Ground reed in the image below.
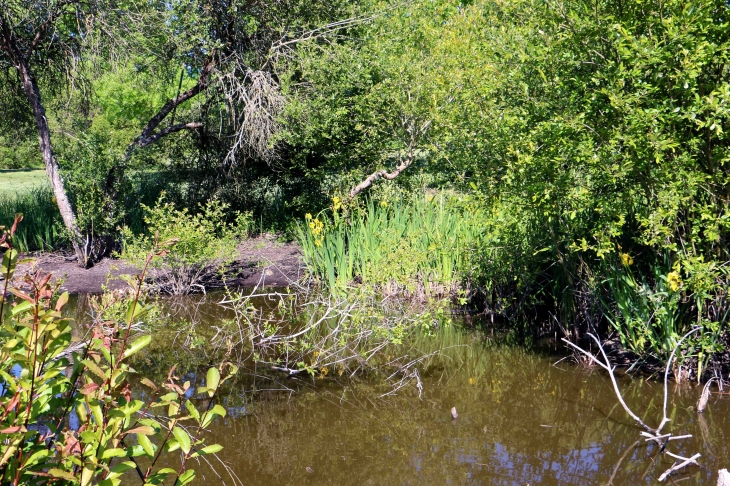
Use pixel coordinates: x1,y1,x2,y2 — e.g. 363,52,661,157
297,194,485,296
0,186,63,251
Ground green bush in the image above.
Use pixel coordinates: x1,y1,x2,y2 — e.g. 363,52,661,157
121,195,246,294
0,136,42,170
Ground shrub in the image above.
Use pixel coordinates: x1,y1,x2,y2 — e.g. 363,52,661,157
0,216,235,485
121,195,245,294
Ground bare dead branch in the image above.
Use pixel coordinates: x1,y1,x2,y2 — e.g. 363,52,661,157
216,64,285,164
662,328,701,426
562,332,702,482
657,454,701,482
562,334,654,433
349,118,432,198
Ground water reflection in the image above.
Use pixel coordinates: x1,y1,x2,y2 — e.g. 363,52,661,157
67,293,730,485
191,334,725,485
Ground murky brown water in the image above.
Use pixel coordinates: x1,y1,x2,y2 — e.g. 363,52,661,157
71,293,730,485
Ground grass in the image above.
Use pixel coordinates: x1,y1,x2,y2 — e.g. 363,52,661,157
0,186,63,252
0,169,48,195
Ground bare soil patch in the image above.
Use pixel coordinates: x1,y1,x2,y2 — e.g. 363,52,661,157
8,235,304,294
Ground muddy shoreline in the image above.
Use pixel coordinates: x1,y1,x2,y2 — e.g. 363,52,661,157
9,236,304,294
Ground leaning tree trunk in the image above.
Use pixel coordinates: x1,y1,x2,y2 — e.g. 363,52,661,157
17,59,88,266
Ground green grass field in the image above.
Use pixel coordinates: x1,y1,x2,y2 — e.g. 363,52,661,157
0,169,48,195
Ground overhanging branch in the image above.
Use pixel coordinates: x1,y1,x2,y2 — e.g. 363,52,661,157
349,118,431,198
124,56,215,158
136,122,203,149
349,158,414,198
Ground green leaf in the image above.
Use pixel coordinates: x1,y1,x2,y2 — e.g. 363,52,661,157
1,248,18,279
206,367,220,396
109,461,137,474
172,426,191,454
101,448,127,459
23,449,51,468
185,400,200,421
165,439,180,452
82,360,108,381
125,301,149,325
146,470,175,485
137,433,156,457
201,404,226,428
48,468,77,481
198,444,223,455
10,300,33,316
98,479,121,486
175,469,196,485
123,334,151,359
210,404,226,418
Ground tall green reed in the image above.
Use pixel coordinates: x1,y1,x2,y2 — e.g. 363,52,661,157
0,186,62,251
297,194,485,295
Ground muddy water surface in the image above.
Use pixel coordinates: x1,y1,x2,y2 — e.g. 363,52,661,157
72,293,730,485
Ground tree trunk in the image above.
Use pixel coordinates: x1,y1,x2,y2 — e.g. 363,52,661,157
17,59,88,266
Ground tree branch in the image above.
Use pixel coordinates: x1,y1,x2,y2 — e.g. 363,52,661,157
124,56,216,158
562,331,702,482
349,158,414,198
562,333,654,433
349,118,431,198
135,122,203,149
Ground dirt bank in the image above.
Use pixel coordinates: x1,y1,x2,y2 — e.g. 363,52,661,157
9,236,304,294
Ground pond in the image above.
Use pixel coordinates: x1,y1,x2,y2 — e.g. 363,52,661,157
69,292,730,485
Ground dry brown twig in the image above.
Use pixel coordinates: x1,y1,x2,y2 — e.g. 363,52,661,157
562,329,702,482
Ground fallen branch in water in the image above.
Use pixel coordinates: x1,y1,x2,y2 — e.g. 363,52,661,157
562,330,701,482
697,377,716,413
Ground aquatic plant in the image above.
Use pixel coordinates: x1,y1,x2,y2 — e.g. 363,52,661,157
599,252,727,376
296,193,485,296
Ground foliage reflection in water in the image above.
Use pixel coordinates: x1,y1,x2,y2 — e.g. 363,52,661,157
68,292,730,485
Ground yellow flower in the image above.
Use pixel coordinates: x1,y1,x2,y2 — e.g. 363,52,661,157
667,271,682,292
380,200,388,208
332,196,342,211
314,239,322,247
468,377,476,385
620,253,633,266
309,222,315,229
305,213,312,220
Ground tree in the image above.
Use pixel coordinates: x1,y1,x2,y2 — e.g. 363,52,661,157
0,0,93,264
0,0,350,265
